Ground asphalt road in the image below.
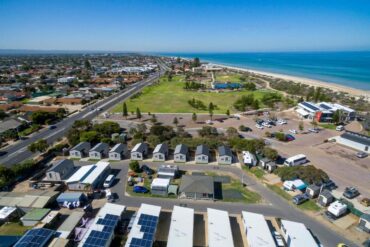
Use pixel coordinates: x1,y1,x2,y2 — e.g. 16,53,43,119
0,70,165,167
74,160,357,247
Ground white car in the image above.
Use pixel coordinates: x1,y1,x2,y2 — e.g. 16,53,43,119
289,129,297,134
336,125,344,131
206,120,213,124
277,119,287,125
262,122,272,128
273,231,285,247
255,124,264,129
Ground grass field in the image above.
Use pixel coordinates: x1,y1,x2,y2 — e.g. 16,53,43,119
215,72,246,83
113,76,270,114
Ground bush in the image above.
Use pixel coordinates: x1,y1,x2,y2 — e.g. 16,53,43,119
129,160,140,173
274,165,329,184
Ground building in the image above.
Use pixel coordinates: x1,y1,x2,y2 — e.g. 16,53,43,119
56,211,85,239
0,207,19,223
306,184,320,199
242,151,257,167
109,143,127,160
167,206,194,247
56,192,87,207
179,175,214,200
69,142,91,159
0,191,59,208
241,211,276,247
151,178,170,196
195,145,210,164
45,159,75,181
152,143,169,162
332,131,370,153
0,119,23,136
317,190,334,207
280,220,319,247
79,203,126,247
207,208,234,247
217,145,233,165
358,213,370,233
58,76,76,84
174,144,188,163
157,165,179,179
131,142,148,160
296,101,356,122
125,203,161,247
20,208,51,226
89,143,109,159
14,228,55,247
65,162,110,190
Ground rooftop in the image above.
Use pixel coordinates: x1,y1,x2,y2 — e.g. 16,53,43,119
281,220,318,247
207,208,234,247
167,206,194,247
242,211,276,247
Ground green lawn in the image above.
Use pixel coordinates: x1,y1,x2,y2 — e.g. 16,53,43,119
319,123,337,130
112,76,270,114
222,179,261,204
215,73,246,83
0,222,32,236
242,166,266,179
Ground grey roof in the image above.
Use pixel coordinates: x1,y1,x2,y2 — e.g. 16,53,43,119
218,145,232,157
47,159,74,173
174,144,188,155
307,184,320,191
110,143,125,153
153,143,168,154
71,142,90,152
57,211,85,232
131,142,148,153
179,175,214,194
0,119,22,133
341,131,370,146
360,213,370,222
57,192,85,202
319,190,333,198
195,145,209,156
90,142,109,152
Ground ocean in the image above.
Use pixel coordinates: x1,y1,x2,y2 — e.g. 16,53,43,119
159,52,370,91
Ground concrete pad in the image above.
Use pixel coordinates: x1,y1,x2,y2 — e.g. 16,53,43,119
333,214,357,230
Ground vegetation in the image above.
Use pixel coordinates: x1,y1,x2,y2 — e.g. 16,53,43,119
31,109,66,125
129,160,140,173
0,222,32,236
274,165,329,184
28,139,48,153
0,160,38,188
233,94,260,111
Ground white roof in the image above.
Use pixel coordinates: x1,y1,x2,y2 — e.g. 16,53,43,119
328,201,347,215
65,165,95,183
82,161,110,184
0,206,17,219
241,211,276,247
167,206,194,247
65,161,109,184
242,151,256,164
281,220,318,247
125,204,161,247
296,108,309,116
151,178,170,188
207,208,234,247
285,154,306,162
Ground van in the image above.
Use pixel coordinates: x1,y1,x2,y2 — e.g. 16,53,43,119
103,174,115,188
336,125,344,131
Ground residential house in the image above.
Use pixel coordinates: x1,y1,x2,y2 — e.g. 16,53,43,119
179,175,214,200
130,142,148,160
45,159,75,181
358,213,370,233
195,145,210,164
109,143,127,160
0,119,23,136
69,142,91,159
89,143,109,159
152,143,169,162
217,145,233,165
174,144,188,163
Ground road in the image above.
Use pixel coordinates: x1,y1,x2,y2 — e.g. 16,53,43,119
75,160,357,247
0,69,165,167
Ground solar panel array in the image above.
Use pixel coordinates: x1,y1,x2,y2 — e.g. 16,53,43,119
301,102,320,111
82,214,119,247
14,228,55,247
319,103,332,110
129,214,159,247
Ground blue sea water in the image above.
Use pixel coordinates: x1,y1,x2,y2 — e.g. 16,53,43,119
159,52,370,90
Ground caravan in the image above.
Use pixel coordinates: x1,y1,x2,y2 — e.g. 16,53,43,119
242,151,257,167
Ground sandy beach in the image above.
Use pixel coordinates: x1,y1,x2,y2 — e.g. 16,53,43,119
212,63,370,99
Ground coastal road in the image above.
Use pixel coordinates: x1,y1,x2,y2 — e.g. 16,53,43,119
0,70,165,167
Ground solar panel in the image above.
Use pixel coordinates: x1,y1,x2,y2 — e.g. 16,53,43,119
128,214,159,247
14,228,55,247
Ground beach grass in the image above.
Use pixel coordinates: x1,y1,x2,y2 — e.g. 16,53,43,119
112,75,270,114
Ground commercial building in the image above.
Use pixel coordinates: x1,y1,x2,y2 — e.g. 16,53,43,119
179,175,214,200
151,178,170,196
296,101,356,122
174,144,188,163
125,203,161,247
241,211,276,247
70,142,91,159
65,162,110,190
89,143,109,159
332,131,370,153
45,159,75,181
207,208,234,247
280,220,319,247
167,206,194,247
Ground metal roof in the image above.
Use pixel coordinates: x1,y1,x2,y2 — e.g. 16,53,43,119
167,206,194,247
195,145,209,156
57,211,85,238
281,220,318,247
153,143,168,154
71,142,90,152
241,211,276,247
131,142,148,153
0,119,22,134
90,142,109,152
179,175,214,194
174,144,188,155
341,131,370,146
218,145,232,157
47,159,74,173
14,228,55,247
207,208,234,247
110,143,125,153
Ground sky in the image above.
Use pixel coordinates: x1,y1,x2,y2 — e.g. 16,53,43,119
0,0,370,52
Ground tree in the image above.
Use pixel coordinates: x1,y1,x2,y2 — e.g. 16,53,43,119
226,127,238,138
129,160,141,172
84,59,92,70
332,110,341,124
298,121,304,131
173,117,179,126
28,139,48,153
208,102,214,120
80,131,100,143
122,102,128,118
192,112,197,123
136,107,142,119
198,126,218,137
0,110,8,120
147,135,161,148
262,147,279,161
226,109,230,117
137,123,147,133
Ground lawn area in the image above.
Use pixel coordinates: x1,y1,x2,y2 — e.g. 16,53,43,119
242,166,266,179
222,179,261,204
112,75,270,114
0,222,32,236
215,72,246,83
319,123,337,130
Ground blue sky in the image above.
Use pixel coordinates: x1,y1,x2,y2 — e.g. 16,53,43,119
0,0,370,52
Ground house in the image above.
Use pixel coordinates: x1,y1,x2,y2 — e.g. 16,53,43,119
0,119,23,136
130,142,148,160
195,145,210,164
242,151,257,167
109,143,127,160
306,184,321,199
174,144,188,162
241,211,276,247
179,175,214,200
167,206,194,247
45,159,75,181
259,157,271,169
56,192,87,207
89,142,109,159
317,190,334,207
207,208,234,247
157,165,179,179
14,228,55,247
0,191,59,208
217,145,233,165
151,178,170,196
65,161,110,190
332,131,370,153
152,143,169,162
358,213,370,233
0,207,20,223
69,142,91,158
125,204,161,247
20,208,51,226
280,220,319,247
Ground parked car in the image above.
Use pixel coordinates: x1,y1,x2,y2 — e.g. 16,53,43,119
308,128,319,133
289,129,297,134
103,174,116,188
356,151,368,158
360,198,370,207
141,165,154,175
133,186,148,193
255,124,264,129
49,125,57,130
319,180,337,190
343,187,360,199
277,119,287,125
285,134,295,141
292,194,309,205
273,231,285,247
336,125,344,131
262,122,272,128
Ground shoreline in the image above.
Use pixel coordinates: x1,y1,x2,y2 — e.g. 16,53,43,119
211,63,370,99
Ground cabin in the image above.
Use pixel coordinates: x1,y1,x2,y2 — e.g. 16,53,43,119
152,143,169,162
157,165,179,179
45,159,75,181
217,145,233,165
195,145,210,164
358,213,370,233
130,142,148,160
317,190,334,207
174,144,188,162
179,175,214,200
151,178,170,196
89,143,109,159
109,143,127,160
306,184,320,199
69,142,91,158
